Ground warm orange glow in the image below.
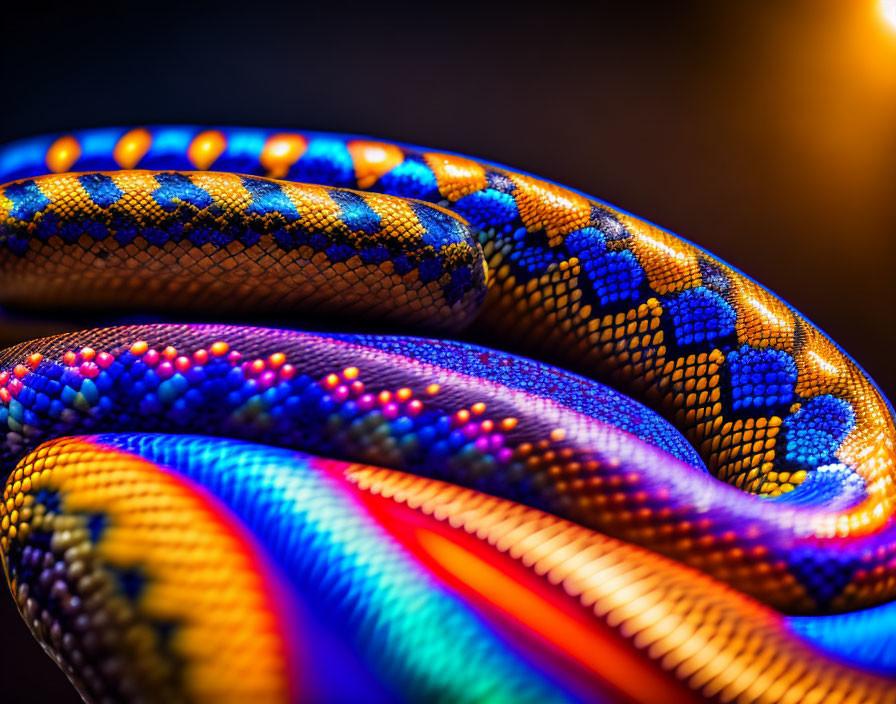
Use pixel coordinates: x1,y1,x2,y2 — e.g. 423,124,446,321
45,135,81,173
883,0,896,30
260,134,307,179
187,130,227,170
347,140,404,189
113,128,153,169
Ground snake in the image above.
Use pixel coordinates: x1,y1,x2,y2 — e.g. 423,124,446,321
0,126,894,704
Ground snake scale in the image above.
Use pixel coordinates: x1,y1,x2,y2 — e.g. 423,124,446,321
0,126,894,703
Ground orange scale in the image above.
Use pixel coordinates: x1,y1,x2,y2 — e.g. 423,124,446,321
423,153,487,202
728,277,795,352
508,174,591,239
113,128,153,169
259,133,307,179
347,140,405,189
45,135,81,173
625,222,700,295
187,130,228,170
209,341,230,357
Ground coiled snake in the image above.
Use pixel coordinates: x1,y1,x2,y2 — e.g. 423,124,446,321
0,127,894,703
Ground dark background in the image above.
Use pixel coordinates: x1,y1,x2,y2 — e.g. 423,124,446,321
1,1,894,700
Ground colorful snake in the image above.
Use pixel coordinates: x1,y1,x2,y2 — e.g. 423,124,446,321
0,126,894,703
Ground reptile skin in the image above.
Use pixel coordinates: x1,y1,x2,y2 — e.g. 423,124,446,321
0,126,894,703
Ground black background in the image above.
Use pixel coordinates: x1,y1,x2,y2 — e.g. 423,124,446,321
1,1,894,700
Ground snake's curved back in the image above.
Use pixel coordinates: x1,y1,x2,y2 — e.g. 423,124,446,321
0,126,894,703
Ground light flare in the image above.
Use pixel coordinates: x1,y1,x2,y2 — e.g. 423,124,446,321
883,0,896,31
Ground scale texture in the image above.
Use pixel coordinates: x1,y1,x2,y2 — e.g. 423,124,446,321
0,126,894,703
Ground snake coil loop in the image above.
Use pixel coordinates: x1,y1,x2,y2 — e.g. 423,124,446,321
0,126,894,703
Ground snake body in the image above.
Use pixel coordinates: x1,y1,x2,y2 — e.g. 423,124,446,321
0,126,894,702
